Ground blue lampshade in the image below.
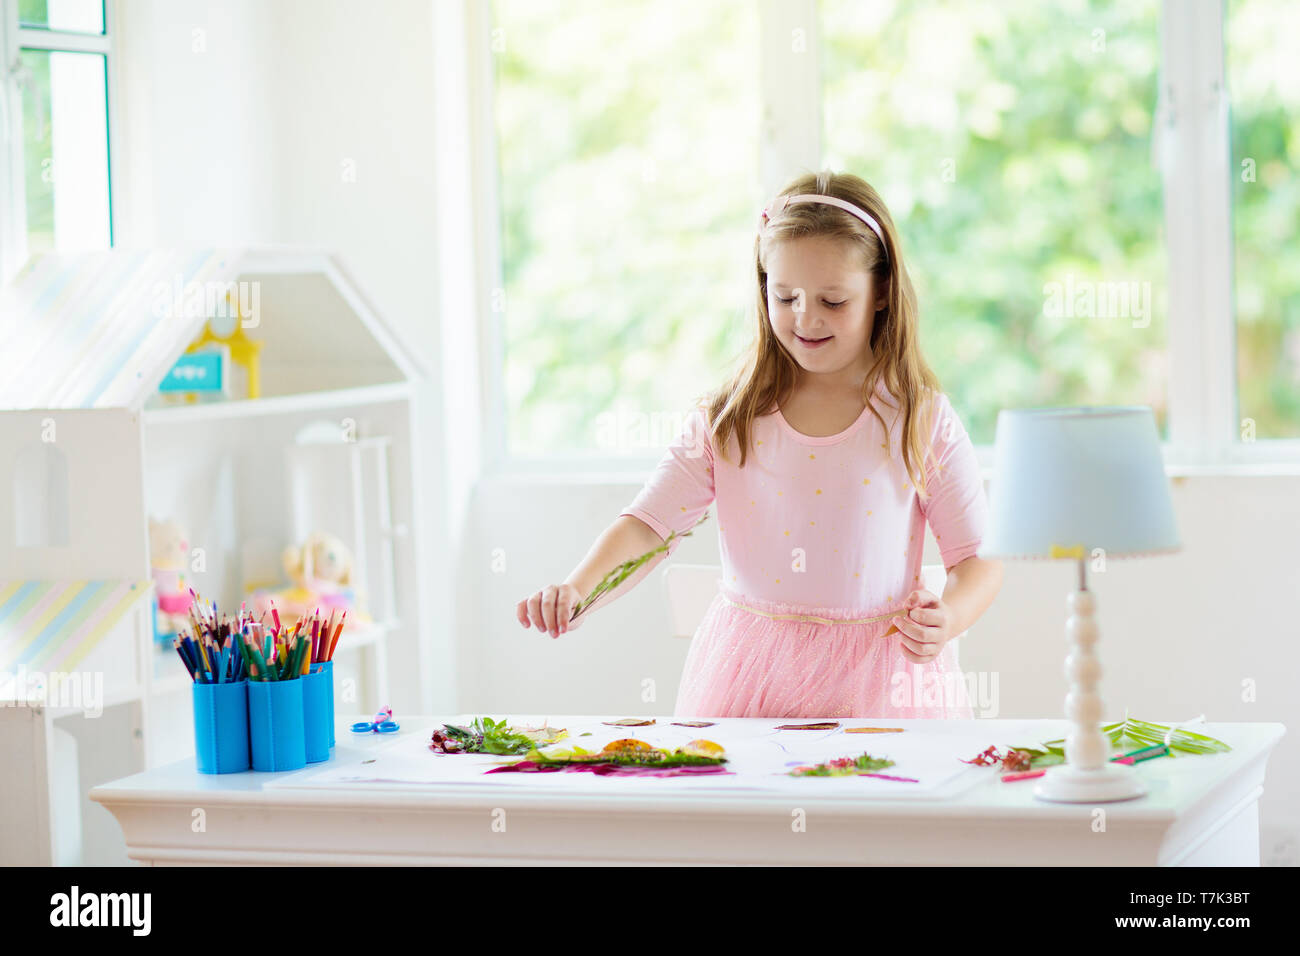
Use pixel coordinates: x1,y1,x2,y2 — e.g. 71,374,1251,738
978,406,1180,560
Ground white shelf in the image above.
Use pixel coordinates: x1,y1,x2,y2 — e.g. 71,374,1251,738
142,381,410,426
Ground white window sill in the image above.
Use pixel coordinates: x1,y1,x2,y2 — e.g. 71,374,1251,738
482,458,1300,485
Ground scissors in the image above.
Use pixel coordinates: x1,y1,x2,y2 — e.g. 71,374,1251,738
351,706,399,734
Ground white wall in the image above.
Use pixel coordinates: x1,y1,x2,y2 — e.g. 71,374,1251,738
114,0,275,246
115,0,451,712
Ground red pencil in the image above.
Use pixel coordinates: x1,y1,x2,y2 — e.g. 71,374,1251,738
320,610,337,662
1001,769,1047,782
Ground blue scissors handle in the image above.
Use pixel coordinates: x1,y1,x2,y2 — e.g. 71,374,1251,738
350,720,400,734
351,706,399,734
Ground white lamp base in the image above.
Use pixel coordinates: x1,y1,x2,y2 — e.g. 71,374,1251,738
1033,762,1147,803
1033,585,1149,804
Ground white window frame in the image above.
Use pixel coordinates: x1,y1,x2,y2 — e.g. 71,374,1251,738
0,1,24,281
0,0,117,283
450,0,1300,479
1160,0,1285,474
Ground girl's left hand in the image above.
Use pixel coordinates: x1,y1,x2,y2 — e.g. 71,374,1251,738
890,589,955,664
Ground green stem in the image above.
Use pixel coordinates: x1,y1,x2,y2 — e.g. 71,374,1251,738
570,512,710,622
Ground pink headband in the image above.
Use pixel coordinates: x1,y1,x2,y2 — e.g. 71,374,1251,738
759,193,890,260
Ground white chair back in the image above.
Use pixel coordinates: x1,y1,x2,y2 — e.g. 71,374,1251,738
661,564,724,639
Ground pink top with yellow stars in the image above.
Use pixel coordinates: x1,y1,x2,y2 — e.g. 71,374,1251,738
620,378,988,613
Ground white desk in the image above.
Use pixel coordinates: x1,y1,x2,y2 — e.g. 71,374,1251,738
90,717,1285,866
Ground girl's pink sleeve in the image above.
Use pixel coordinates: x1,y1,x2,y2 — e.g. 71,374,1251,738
919,392,989,570
619,405,716,549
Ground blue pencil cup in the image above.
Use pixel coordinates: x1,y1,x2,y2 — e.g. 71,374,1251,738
319,659,335,747
247,679,307,772
192,680,250,774
302,664,332,763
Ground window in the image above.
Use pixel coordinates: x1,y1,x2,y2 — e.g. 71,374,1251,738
489,0,760,460
0,0,112,282
471,1,1297,467
1228,0,1300,440
822,0,1167,445
19,0,104,33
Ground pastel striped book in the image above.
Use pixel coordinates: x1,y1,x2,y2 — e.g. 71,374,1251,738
0,580,150,673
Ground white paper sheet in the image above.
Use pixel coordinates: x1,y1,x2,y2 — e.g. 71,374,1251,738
269,717,1040,800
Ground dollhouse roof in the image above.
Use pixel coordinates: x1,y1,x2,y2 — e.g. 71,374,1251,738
0,247,426,411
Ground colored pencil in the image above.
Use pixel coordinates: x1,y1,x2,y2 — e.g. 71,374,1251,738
1001,769,1047,782
327,611,346,660
1112,744,1169,765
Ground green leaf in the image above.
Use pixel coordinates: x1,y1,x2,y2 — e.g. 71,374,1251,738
1013,718,1230,761
1029,753,1065,768
789,752,896,777
570,513,710,621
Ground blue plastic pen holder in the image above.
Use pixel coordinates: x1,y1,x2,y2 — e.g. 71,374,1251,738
319,659,335,747
192,680,250,774
302,664,332,763
247,679,307,772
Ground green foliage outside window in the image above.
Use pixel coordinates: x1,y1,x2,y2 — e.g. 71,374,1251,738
493,0,1299,452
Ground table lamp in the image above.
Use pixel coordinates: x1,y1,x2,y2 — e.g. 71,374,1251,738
978,406,1180,803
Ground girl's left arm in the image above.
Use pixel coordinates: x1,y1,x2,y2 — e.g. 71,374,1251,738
896,391,1003,653
939,553,1003,637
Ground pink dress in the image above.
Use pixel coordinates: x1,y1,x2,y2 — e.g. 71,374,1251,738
619,379,988,719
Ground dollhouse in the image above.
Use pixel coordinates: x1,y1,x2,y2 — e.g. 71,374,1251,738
0,247,428,864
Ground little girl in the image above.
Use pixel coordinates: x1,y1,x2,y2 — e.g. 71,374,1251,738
517,170,1003,719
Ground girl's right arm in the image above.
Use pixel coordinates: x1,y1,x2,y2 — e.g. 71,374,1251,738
516,514,667,639
518,403,716,639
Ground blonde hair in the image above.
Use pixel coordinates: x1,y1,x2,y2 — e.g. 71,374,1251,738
703,170,942,498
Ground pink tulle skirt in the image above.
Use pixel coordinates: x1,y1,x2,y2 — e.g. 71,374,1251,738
673,586,974,720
